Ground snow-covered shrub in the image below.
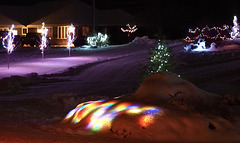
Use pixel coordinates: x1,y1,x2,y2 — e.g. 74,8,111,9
87,32,109,47
132,36,156,45
184,38,206,51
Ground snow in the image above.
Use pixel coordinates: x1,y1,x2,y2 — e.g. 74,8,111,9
0,37,240,142
59,72,240,142
0,56,98,78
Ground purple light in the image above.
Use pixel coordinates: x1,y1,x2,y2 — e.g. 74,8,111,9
40,22,48,62
67,24,75,57
2,24,15,69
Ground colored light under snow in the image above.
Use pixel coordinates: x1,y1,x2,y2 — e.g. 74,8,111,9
64,100,162,131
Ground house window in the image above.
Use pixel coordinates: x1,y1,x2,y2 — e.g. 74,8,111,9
22,28,28,35
82,26,89,36
57,26,68,39
12,30,18,35
104,27,108,34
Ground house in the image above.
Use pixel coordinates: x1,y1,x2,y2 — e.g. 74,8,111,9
0,13,25,37
0,0,135,46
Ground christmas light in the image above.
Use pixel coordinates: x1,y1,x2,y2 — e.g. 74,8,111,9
230,16,240,39
40,22,48,62
147,41,171,74
184,25,231,42
184,38,207,52
121,24,138,37
64,100,161,131
87,33,108,47
67,24,75,57
2,24,15,69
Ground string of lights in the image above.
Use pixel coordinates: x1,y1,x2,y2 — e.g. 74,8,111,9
2,24,15,55
121,24,138,37
2,24,15,69
184,25,232,42
230,16,240,39
67,24,75,57
40,22,48,62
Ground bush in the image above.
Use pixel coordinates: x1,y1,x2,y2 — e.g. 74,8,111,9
87,32,109,47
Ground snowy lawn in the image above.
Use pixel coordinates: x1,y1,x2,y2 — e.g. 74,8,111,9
0,38,240,142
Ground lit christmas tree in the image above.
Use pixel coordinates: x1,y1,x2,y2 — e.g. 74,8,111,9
147,41,172,75
230,16,240,39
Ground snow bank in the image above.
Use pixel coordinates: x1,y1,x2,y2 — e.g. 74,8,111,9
132,36,156,45
110,73,240,142
60,72,240,142
131,72,221,112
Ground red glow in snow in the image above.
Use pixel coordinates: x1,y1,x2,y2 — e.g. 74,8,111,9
64,100,161,131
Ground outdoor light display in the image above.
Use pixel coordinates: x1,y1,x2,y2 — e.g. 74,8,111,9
147,41,171,74
184,38,208,52
87,33,108,47
184,25,231,42
230,16,240,39
121,24,138,37
67,24,75,57
40,22,48,62
64,100,161,131
2,24,15,69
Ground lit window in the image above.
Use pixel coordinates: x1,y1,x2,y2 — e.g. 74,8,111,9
22,28,28,35
82,27,89,36
12,30,18,35
57,26,68,39
104,27,108,34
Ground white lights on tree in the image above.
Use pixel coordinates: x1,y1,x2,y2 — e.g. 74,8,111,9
230,16,240,39
87,33,108,47
67,24,75,57
148,41,171,74
40,22,48,62
121,24,138,37
2,24,15,69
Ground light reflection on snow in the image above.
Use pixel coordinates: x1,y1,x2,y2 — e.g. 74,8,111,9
64,100,161,131
0,56,98,78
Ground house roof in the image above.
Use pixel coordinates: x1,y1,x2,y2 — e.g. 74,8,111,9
0,0,134,26
0,13,24,26
0,1,67,26
30,0,93,26
30,0,134,26
96,9,134,26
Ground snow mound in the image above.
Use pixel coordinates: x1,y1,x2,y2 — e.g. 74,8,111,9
60,72,240,142
131,72,221,113
132,36,156,45
43,94,109,110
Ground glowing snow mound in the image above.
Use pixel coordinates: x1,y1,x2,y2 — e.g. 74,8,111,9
61,73,240,142
63,100,162,132
131,72,220,111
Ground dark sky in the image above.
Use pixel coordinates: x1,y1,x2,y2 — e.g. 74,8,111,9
1,0,240,38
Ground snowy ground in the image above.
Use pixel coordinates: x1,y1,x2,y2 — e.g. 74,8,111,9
0,38,240,142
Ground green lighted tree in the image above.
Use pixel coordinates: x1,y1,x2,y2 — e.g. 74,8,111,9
147,40,173,74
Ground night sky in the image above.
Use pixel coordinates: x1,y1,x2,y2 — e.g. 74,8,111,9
1,0,240,39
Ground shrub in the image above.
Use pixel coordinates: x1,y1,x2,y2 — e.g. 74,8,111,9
87,33,109,47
